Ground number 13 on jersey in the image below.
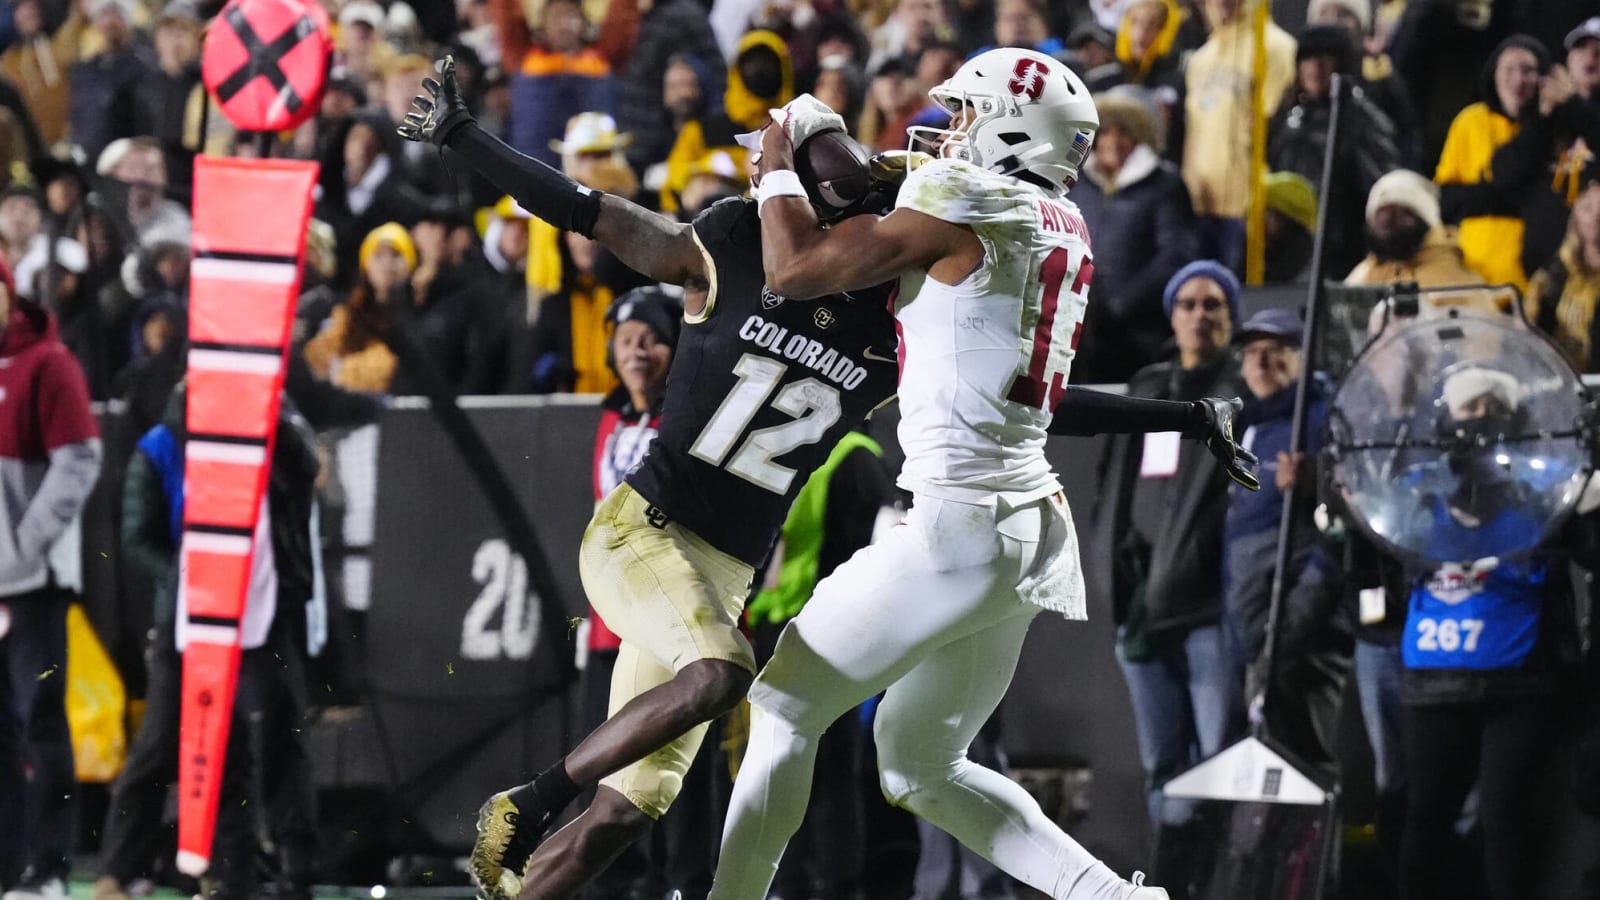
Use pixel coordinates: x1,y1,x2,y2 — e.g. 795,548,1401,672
1007,245,1092,411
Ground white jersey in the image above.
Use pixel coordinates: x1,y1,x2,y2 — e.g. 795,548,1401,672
892,158,1093,504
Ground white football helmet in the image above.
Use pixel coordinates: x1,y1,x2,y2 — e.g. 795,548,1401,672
908,47,1099,193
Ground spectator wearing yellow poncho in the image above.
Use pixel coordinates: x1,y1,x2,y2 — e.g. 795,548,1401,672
659,29,793,213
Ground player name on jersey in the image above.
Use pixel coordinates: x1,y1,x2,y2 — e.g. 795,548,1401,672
737,313,872,391
1038,198,1090,243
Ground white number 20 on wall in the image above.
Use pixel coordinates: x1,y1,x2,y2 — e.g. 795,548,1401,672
461,538,541,661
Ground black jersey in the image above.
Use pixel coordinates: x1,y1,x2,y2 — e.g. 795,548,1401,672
625,197,899,566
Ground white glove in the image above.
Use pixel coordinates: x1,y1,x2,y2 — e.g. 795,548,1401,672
771,93,847,147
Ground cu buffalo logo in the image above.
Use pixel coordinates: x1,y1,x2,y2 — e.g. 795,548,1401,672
1009,57,1049,102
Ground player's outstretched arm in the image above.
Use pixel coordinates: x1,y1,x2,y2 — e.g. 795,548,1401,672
1050,389,1261,490
398,57,705,288
752,122,974,299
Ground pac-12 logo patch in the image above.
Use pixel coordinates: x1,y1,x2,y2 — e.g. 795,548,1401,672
1009,57,1049,101
761,288,785,309
813,307,836,329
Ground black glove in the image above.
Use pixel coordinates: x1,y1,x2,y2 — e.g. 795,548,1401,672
398,56,474,147
1188,396,1261,491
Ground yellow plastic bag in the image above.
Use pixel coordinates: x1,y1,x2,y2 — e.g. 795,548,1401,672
66,603,127,782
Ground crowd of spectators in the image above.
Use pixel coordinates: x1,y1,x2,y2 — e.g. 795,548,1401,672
2,0,1600,899
0,0,1586,398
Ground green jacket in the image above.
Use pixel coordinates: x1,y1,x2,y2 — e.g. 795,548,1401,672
747,431,883,626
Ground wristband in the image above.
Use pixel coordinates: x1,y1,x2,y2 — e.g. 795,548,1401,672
755,169,807,217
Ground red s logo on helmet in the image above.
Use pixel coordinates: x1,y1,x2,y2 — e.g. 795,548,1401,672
1008,57,1049,102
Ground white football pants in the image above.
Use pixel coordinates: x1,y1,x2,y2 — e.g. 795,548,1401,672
708,495,1130,900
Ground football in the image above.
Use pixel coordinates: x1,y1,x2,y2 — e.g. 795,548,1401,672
795,130,873,217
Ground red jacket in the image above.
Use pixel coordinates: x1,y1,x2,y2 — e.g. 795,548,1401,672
0,297,101,596
588,391,662,650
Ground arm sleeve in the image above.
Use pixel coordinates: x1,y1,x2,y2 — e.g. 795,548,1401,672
285,348,386,430
1439,181,1519,222
1048,386,1205,437
1489,113,1554,188
1435,110,1519,220
445,122,604,237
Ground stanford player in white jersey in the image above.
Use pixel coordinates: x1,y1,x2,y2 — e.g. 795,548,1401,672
708,48,1256,900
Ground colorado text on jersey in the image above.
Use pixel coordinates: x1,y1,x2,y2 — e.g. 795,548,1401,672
737,314,873,390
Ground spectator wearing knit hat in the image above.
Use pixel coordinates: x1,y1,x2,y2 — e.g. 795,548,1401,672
302,223,420,395
1262,171,1317,284
15,235,113,399
1089,258,1249,825
1268,24,1400,280
1346,169,1489,291
1435,35,1552,293
136,1,202,189
1072,88,1198,382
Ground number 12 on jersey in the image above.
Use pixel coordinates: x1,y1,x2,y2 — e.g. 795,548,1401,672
1007,246,1092,411
689,354,843,494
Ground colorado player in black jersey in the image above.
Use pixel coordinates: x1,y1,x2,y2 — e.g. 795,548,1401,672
399,58,1257,900
399,60,900,900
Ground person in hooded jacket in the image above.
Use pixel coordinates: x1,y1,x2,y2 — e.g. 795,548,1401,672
1071,88,1197,383
0,258,101,900
658,29,794,214
391,206,507,396
1489,23,1600,281
1087,0,1188,161
314,110,430,289
1269,24,1400,280
1435,34,1551,293
612,0,726,175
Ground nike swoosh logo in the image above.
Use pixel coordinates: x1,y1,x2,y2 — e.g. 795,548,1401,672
863,347,897,364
